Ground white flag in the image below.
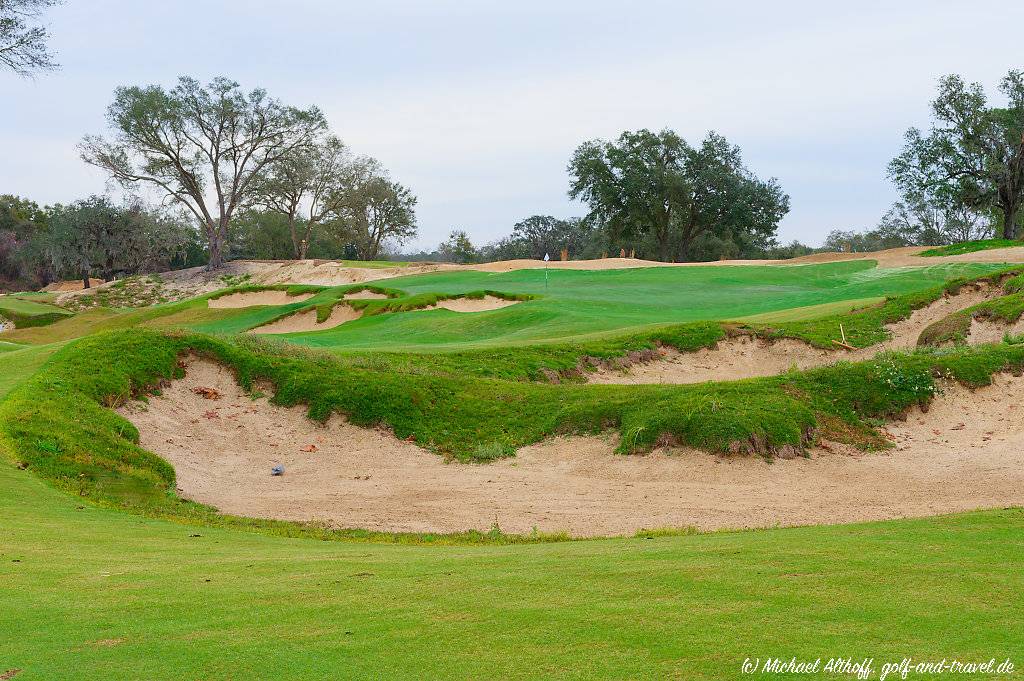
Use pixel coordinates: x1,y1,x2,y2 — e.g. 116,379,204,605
543,253,550,262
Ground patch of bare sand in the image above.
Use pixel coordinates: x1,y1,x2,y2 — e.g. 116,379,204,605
41,278,104,292
471,257,776,272
343,290,388,300
469,246,1024,272
207,291,314,309
429,296,521,312
968,316,1024,344
119,359,1024,537
588,337,832,384
863,282,1000,352
784,245,1024,268
248,260,459,287
249,304,361,334
589,283,1000,385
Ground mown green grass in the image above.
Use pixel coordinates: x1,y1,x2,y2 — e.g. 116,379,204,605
919,238,1022,257
1,458,1021,680
0,294,73,328
0,343,61,399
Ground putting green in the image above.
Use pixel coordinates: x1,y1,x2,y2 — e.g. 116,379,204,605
227,261,1002,350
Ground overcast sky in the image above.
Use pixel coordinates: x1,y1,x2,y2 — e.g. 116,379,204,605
2,0,1023,250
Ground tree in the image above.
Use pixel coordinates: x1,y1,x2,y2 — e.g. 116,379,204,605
568,129,788,261
334,164,417,260
252,134,356,259
0,194,50,288
889,71,1024,240
47,196,194,286
437,230,478,264
80,76,327,269
0,0,60,76
228,209,295,260
877,199,991,246
485,215,599,261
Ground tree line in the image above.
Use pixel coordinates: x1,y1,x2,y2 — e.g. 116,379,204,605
5,0,1023,276
424,69,1024,264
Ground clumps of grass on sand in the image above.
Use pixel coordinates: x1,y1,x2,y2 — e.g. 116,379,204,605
59,275,179,311
344,289,535,316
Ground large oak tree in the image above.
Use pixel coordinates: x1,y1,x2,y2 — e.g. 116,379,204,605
568,129,788,261
334,162,418,261
80,76,326,268
889,71,1024,240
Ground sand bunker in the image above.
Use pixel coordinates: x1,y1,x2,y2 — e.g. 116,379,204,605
588,337,832,384
249,304,361,334
208,291,314,309
119,359,1024,537
590,284,1000,385
343,290,388,300
874,283,999,351
968,316,1024,345
418,296,522,313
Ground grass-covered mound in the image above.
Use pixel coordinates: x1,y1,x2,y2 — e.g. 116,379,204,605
919,238,1022,257
0,294,73,328
2,328,1023,542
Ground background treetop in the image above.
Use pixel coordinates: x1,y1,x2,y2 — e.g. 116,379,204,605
889,70,1024,240
80,76,328,268
0,0,61,76
568,128,789,262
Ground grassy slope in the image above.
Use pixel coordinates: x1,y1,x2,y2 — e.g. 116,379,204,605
0,344,60,400
0,294,72,328
2,460,1021,680
919,239,1021,257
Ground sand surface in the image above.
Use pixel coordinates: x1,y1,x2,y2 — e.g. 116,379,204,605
968,316,1024,345
590,283,1001,384
424,296,522,313
343,291,388,300
41,278,104,292
470,246,1024,272
208,291,314,309
249,304,361,334
588,338,832,384
119,359,1024,537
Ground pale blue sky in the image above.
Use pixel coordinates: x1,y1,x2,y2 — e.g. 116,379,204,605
2,0,1023,250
